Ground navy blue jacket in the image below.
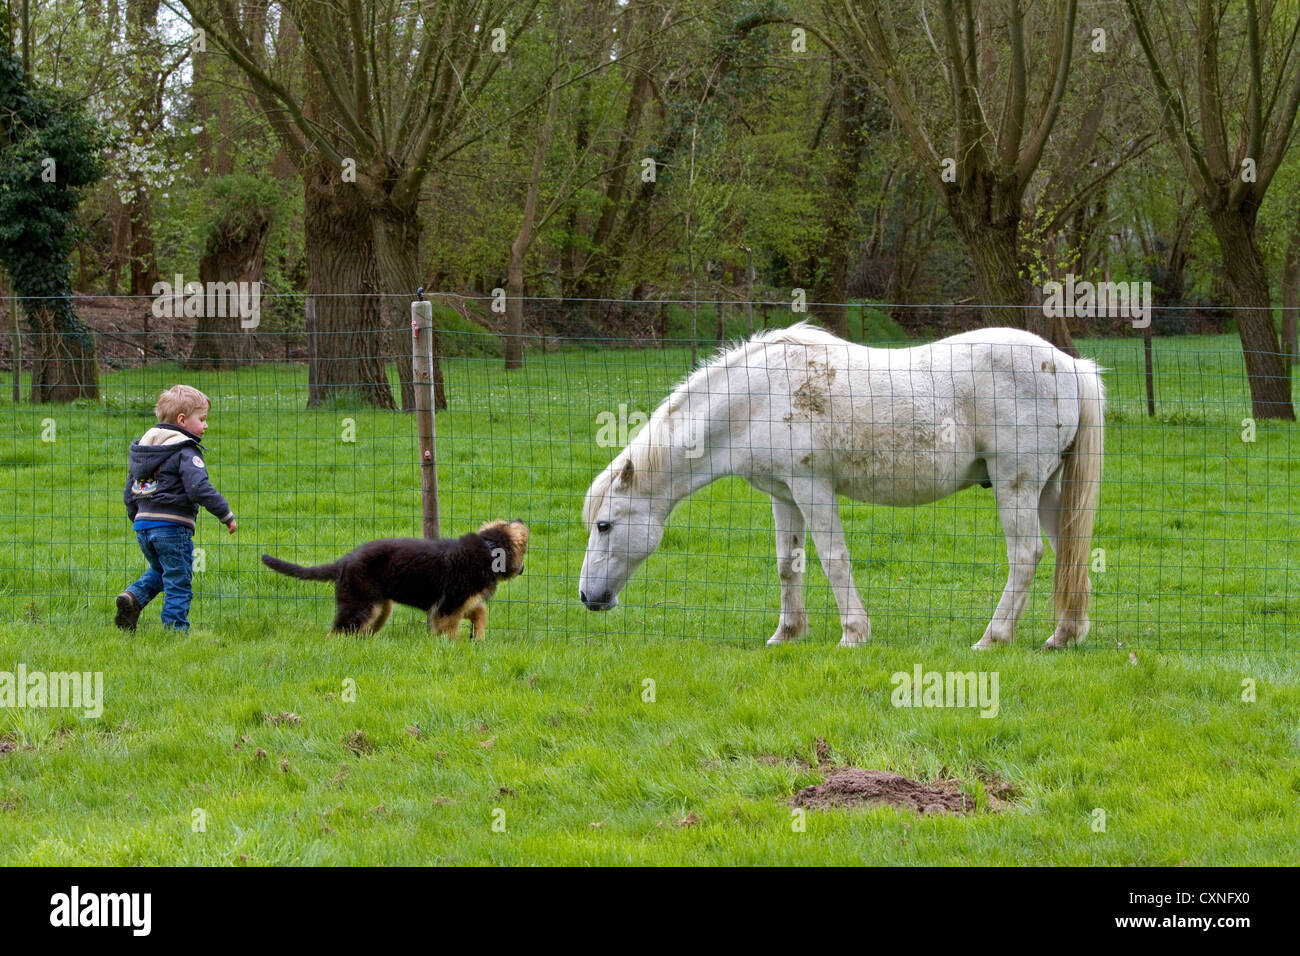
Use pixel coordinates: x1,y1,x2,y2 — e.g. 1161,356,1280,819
124,424,234,529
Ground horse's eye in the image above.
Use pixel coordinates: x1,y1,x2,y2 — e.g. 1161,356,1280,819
597,521,611,534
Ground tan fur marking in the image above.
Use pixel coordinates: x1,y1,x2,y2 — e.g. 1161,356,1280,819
360,602,387,634
504,521,530,559
468,601,487,641
369,600,394,634
431,594,487,640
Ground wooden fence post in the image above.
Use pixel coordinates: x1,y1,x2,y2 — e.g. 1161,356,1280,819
412,293,440,539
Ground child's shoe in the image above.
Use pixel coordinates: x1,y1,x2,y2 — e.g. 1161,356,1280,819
115,592,141,631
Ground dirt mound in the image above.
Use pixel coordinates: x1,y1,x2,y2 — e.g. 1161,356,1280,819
793,769,978,814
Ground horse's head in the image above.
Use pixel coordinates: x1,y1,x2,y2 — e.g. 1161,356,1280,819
579,455,665,611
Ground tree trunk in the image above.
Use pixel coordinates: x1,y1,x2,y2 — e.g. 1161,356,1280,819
1207,208,1294,419
1283,224,1300,366
374,198,443,411
125,0,161,298
127,184,160,296
945,169,1076,353
559,85,589,311
504,70,560,370
958,213,1075,353
28,302,98,403
186,206,271,370
304,159,395,409
505,236,526,369
571,12,655,328
811,73,869,338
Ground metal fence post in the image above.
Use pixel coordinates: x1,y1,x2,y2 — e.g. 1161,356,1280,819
412,291,440,539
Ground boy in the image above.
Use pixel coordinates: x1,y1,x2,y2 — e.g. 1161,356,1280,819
115,385,236,632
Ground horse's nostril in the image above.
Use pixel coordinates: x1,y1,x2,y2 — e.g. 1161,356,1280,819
580,589,588,604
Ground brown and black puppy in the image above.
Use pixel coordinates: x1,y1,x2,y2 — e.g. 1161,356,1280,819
261,520,529,639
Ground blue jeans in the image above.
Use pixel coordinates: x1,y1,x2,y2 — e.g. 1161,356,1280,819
127,525,195,630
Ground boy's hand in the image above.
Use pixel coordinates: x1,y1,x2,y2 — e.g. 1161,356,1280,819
226,519,237,534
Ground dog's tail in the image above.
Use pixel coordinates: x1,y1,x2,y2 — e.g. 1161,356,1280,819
261,553,339,581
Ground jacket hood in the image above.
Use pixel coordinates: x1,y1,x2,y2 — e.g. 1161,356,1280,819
128,425,199,479
137,425,198,447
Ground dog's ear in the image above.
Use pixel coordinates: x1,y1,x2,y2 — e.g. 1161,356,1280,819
504,521,529,556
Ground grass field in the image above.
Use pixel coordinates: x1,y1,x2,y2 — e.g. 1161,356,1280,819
2,329,1298,864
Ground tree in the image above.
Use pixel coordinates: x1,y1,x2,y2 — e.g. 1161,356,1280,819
121,0,164,297
809,67,872,337
561,4,784,326
1126,0,1299,419
0,52,104,401
504,0,565,369
181,0,536,409
186,173,280,369
816,0,1084,350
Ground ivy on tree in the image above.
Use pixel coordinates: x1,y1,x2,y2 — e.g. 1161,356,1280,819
0,51,105,402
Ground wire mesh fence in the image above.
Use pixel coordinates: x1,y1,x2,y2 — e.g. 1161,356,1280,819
0,294,1295,651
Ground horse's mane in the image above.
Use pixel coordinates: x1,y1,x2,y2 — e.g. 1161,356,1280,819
582,321,843,526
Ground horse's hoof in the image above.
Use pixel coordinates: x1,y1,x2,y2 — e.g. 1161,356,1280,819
1044,629,1087,649
768,621,808,646
974,626,1014,650
838,624,871,647
1045,623,1089,649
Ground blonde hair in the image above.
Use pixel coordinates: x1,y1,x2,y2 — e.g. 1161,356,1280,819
155,384,211,423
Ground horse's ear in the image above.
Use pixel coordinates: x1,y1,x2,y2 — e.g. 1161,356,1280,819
615,457,635,489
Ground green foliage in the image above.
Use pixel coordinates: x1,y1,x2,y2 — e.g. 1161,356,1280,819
196,172,287,258
0,53,104,329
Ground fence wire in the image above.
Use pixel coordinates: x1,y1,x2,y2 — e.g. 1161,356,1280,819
0,295,1295,651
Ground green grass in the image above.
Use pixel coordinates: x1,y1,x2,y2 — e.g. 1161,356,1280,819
1,331,1298,863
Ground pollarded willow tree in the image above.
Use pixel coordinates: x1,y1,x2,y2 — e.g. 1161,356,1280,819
0,52,104,402
1125,0,1299,420
815,0,1090,351
186,172,283,370
180,0,536,409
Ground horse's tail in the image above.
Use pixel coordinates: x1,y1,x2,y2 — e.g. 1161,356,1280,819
1053,358,1105,644
261,553,339,581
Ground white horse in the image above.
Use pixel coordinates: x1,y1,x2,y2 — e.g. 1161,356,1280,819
579,322,1104,649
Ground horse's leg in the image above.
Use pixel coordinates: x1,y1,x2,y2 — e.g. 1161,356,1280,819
790,480,871,647
974,475,1046,650
766,496,809,646
1038,469,1062,557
